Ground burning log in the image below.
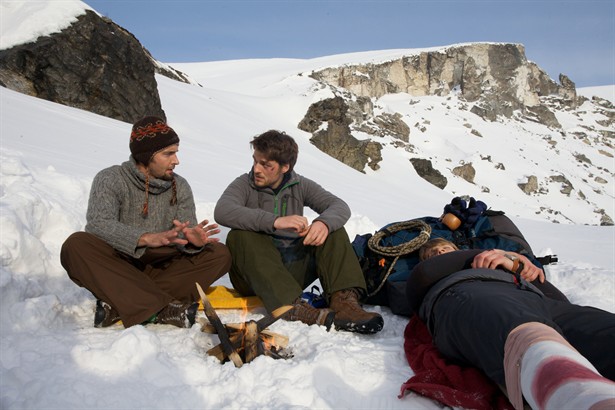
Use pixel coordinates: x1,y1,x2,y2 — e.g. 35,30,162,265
196,282,292,367
204,325,290,363
244,320,259,363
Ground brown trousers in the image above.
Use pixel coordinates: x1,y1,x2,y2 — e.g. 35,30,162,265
60,232,231,327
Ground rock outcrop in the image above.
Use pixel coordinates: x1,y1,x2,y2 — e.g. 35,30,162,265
309,43,576,123
452,163,476,184
0,10,191,123
298,44,582,176
409,158,448,189
298,96,382,172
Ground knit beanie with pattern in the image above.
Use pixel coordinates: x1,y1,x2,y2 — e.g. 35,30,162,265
130,116,180,165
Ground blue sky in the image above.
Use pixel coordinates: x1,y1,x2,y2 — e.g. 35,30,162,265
85,0,614,87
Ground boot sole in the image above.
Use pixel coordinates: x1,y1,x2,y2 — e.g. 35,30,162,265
333,315,384,334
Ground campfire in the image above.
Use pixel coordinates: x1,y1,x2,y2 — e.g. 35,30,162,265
196,283,292,367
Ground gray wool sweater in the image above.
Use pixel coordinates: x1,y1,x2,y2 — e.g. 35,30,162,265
214,169,350,239
85,157,199,258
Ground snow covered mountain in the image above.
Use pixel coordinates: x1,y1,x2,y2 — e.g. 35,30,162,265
2,1,613,226
0,1,613,409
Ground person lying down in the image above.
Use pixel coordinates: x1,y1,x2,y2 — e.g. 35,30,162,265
406,238,615,410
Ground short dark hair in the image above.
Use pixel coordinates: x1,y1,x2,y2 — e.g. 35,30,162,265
250,130,298,171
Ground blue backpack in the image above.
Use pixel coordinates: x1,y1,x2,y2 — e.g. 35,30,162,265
352,197,559,316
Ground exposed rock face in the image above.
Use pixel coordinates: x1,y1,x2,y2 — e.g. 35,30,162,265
297,43,585,179
550,175,574,196
309,43,572,123
409,158,447,189
599,212,614,226
298,97,382,172
525,105,562,128
0,10,189,123
358,112,410,142
293,43,612,226
452,163,476,184
519,175,539,194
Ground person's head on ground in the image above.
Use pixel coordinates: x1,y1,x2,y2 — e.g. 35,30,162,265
250,130,298,189
419,238,459,261
130,116,180,180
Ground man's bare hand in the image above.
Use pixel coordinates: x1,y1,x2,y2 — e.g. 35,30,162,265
302,220,329,246
179,219,221,247
138,221,188,248
471,249,508,270
274,215,310,233
471,249,545,283
138,219,221,248
273,216,329,246
516,253,545,283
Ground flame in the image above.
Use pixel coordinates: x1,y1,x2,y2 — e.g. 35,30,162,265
261,333,274,352
238,299,249,351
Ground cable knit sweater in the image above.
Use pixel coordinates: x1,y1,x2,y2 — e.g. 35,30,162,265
85,157,199,258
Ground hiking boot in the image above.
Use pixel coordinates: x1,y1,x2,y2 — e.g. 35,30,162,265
284,299,335,330
155,300,198,328
329,288,383,334
94,299,121,328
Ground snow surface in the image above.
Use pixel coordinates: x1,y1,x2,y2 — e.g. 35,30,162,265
0,0,93,50
1,1,614,409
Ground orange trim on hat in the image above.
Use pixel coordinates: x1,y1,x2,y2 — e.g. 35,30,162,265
131,122,173,142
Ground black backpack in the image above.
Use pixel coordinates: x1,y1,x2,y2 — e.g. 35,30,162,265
352,197,560,316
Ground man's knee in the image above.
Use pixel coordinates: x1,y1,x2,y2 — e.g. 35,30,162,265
226,230,274,253
204,242,232,272
61,232,100,262
210,241,231,259
227,229,266,243
328,227,350,241
62,231,89,250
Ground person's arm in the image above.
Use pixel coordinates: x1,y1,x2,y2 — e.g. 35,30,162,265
471,249,545,283
295,176,350,246
302,177,350,232
137,223,188,247
86,169,209,256
85,168,151,256
177,219,221,247
406,249,481,314
213,174,277,233
168,175,222,251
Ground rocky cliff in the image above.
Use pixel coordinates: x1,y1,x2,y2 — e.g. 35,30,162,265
310,43,576,119
0,9,193,123
299,44,582,173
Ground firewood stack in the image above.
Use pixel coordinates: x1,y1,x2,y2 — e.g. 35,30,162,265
196,283,292,367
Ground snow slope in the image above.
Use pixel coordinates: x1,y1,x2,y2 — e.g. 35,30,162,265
1,1,613,409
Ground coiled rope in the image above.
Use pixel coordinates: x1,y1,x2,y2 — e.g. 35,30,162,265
366,219,432,297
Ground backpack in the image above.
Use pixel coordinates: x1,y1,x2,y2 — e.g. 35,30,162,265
352,197,558,316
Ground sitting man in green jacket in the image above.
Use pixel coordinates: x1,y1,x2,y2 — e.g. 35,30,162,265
214,130,383,334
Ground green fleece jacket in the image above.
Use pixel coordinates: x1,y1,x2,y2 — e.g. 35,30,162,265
214,169,351,240
85,157,199,258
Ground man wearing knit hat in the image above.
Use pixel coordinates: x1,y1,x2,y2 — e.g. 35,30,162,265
61,116,231,328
